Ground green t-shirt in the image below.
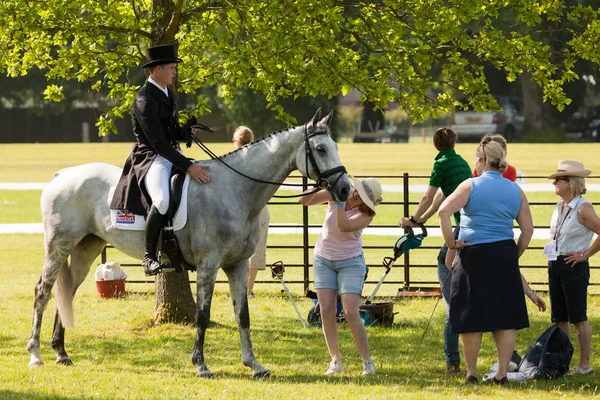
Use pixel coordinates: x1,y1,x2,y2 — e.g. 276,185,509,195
429,148,472,224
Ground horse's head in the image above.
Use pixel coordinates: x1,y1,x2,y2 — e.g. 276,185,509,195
296,109,352,202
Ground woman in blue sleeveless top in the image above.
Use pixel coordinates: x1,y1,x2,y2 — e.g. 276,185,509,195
438,141,545,385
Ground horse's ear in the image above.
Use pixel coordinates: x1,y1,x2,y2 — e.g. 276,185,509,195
323,110,334,126
310,108,322,129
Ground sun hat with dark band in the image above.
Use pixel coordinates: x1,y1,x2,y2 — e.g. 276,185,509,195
547,160,591,179
142,44,183,69
351,176,383,212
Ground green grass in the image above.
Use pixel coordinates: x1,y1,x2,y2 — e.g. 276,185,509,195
2,142,600,181
2,143,600,398
2,234,600,399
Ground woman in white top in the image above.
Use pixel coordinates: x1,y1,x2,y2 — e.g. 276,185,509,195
547,160,600,375
299,177,382,376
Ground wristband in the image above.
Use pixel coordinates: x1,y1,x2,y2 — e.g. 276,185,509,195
335,201,345,208
526,290,533,298
409,216,417,224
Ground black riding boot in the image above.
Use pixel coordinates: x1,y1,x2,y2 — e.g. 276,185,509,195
142,206,174,276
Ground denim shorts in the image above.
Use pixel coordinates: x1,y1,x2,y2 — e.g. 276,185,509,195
313,254,366,295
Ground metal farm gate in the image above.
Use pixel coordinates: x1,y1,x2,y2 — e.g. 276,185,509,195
102,174,600,296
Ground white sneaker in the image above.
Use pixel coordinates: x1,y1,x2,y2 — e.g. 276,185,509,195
324,358,343,375
362,359,376,375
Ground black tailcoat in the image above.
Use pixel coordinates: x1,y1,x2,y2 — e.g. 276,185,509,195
110,82,192,215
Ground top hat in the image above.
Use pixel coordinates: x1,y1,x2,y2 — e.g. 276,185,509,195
547,160,591,179
142,44,183,69
351,176,383,212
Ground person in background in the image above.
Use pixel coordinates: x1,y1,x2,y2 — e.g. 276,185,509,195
546,160,600,376
299,177,382,376
472,134,517,181
399,127,471,376
438,140,545,385
232,126,270,298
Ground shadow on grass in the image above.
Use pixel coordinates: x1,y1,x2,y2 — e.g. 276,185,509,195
0,390,117,400
8,300,598,396
0,390,70,400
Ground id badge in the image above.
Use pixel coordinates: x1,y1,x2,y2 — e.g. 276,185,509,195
544,242,558,261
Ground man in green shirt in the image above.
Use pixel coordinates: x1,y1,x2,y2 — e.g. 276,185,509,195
399,127,471,375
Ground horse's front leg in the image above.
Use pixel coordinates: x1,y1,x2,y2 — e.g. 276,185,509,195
192,264,220,378
223,261,270,378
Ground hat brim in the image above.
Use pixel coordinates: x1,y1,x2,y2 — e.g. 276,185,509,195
547,169,591,179
142,58,183,69
350,176,376,212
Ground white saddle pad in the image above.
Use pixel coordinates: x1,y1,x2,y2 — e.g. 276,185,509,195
110,174,190,231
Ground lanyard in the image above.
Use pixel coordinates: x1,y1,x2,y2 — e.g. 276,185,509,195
553,196,580,247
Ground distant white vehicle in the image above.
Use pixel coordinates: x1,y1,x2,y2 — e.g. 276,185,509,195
452,96,525,141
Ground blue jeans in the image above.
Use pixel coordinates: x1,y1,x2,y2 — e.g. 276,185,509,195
437,227,460,366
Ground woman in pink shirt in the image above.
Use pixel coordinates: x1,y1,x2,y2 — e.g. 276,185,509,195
299,176,382,376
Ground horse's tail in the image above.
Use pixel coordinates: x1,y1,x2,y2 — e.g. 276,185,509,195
53,260,75,329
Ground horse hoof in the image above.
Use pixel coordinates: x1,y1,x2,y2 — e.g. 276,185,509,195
252,369,271,379
196,368,214,379
28,360,44,368
56,357,73,366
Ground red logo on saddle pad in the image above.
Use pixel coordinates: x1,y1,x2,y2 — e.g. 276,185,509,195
116,210,136,224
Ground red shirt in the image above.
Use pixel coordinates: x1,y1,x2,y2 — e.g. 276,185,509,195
473,164,517,182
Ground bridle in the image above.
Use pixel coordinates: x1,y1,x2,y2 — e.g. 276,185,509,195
303,124,347,192
189,123,347,198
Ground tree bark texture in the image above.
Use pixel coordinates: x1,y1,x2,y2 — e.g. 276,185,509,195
520,70,558,134
154,271,196,325
150,0,196,325
361,102,385,133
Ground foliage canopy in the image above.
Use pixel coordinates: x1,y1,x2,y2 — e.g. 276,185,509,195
1,0,599,134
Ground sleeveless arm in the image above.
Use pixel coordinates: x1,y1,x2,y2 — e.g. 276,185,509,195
298,189,331,206
438,179,471,248
578,203,600,260
336,209,373,232
515,188,533,257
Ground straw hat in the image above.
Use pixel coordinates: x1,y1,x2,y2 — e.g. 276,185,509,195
351,176,383,212
547,160,591,179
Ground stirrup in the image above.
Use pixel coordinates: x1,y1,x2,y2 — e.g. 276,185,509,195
143,258,175,277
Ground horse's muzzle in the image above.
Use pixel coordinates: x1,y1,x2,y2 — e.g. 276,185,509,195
330,175,352,202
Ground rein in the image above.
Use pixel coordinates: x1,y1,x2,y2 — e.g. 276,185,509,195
189,124,346,198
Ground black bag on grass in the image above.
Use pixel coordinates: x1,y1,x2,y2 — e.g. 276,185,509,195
518,325,574,380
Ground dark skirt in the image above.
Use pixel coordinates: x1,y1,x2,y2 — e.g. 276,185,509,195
450,240,529,334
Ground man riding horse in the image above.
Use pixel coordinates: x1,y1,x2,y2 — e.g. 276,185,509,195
110,44,210,276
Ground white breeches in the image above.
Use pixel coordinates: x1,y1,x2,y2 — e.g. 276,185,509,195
144,155,173,214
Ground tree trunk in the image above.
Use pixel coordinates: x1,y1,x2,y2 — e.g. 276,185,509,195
361,102,385,133
520,71,545,133
150,0,196,325
520,70,560,135
154,271,196,325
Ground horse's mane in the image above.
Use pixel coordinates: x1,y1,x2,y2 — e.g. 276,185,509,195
219,127,293,159
218,122,329,160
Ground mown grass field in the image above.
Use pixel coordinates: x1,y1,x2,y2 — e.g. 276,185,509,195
1,234,599,399
1,142,600,399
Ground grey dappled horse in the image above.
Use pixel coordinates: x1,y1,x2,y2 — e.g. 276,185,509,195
27,109,351,378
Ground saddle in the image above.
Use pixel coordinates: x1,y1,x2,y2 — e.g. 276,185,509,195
159,169,196,273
